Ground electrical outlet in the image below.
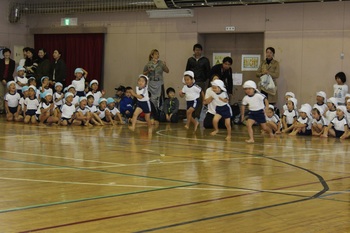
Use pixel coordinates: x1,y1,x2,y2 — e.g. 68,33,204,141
225,26,235,31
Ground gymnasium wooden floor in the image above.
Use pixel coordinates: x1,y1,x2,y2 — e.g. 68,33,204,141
0,116,349,233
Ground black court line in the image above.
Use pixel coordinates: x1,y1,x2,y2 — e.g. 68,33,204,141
135,153,329,232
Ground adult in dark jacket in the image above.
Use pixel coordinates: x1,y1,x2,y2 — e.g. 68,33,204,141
36,48,51,84
209,56,233,95
0,48,16,113
24,48,38,78
51,49,67,86
185,43,211,91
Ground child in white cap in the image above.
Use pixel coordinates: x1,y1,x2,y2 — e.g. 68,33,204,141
209,79,232,140
129,75,152,131
313,91,327,115
106,97,124,125
282,91,295,115
75,96,93,126
281,97,298,133
87,79,105,106
289,103,312,136
67,85,79,107
321,105,349,139
39,76,53,97
324,97,337,123
14,66,27,96
265,104,281,134
85,93,104,126
4,81,22,122
179,71,203,131
23,85,39,124
37,91,59,125
311,107,328,136
53,82,64,109
72,68,88,97
241,80,273,143
60,92,78,126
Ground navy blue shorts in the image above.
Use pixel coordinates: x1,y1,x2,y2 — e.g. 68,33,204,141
248,109,266,124
334,128,345,138
215,105,232,119
137,100,151,114
26,109,36,116
298,129,312,136
76,91,85,97
61,117,72,125
8,107,18,114
186,99,199,110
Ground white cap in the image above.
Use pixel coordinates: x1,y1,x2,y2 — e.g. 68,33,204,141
184,71,194,78
6,81,15,88
67,85,75,90
299,103,312,118
211,79,226,92
243,80,257,89
79,96,87,103
336,105,347,114
89,80,98,87
327,97,338,107
316,91,327,100
288,97,298,109
65,92,74,99
285,92,295,98
139,74,149,81
98,98,107,104
268,104,275,110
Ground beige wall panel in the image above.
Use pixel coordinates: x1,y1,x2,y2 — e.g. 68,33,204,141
301,31,343,105
342,31,350,76
230,5,266,32
265,4,303,31
265,31,303,110
196,7,231,33
103,33,138,96
344,2,350,30
165,18,198,33
163,33,198,109
303,2,345,30
136,14,168,33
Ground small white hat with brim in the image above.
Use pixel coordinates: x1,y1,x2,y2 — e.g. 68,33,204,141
316,91,327,101
285,92,295,98
288,97,298,109
327,97,338,107
211,79,226,92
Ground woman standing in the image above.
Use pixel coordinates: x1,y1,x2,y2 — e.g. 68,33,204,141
36,48,51,84
256,47,280,105
0,48,16,113
143,49,169,110
24,48,38,78
51,49,67,86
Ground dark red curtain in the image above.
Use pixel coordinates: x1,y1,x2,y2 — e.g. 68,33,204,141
34,33,104,87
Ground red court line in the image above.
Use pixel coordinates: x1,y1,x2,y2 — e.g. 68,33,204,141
20,175,350,232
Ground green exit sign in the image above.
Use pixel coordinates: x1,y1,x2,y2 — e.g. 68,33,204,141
61,18,78,26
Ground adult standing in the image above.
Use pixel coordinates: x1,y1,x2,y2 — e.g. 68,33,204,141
256,47,280,104
0,48,16,113
209,57,233,96
24,48,38,78
143,49,169,110
51,49,67,86
185,44,211,91
36,48,51,84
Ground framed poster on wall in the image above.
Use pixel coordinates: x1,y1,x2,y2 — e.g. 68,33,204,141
241,54,260,71
213,53,231,65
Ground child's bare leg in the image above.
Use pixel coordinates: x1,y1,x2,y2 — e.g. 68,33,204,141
225,118,231,140
261,123,273,137
129,107,142,131
245,119,255,143
144,113,152,129
31,116,37,124
6,113,14,121
185,108,195,129
210,114,221,136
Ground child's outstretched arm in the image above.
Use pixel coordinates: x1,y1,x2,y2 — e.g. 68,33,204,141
179,90,185,98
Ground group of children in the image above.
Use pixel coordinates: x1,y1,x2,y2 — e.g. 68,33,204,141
4,65,350,143
5,66,136,126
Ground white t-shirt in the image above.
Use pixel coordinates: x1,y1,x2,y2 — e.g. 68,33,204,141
72,77,86,92
283,109,298,125
297,116,312,130
86,104,97,113
333,84,348,105
205,87,216,115
331,116,348,131
313,103,327,115
53,92,64,106
181,84,201,101
107,107,120,116
14,76,28,91
242,92,266,111
5,92,21,108
61,103,76,118
136,86,149,102
87,91,103,106
76,106,90,115
312,115,328,126
325,109,337,123
212,91,229,107
24,97,39,110
98,107,107,119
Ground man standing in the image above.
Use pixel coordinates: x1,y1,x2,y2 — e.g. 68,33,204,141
185,44,211,91
209,57,233,96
